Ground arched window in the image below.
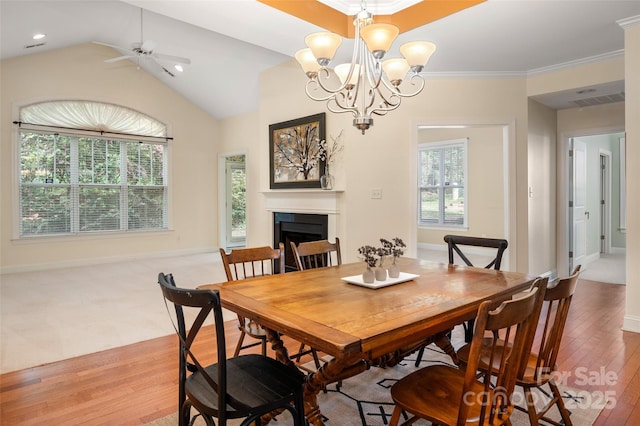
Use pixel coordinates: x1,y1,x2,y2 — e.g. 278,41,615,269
16,101,169,237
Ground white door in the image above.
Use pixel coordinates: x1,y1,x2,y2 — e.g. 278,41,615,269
600,153,610,254
225,157,246,248
572,139,588,268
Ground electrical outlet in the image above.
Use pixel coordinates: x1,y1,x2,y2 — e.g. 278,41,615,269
371,188,382,199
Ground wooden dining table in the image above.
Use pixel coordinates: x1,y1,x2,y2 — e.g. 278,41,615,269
199,257,535,426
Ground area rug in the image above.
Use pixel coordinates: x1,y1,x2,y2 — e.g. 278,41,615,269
146,345,604,425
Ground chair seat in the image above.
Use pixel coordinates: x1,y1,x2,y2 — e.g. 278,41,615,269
391,365,505,425
457,339,555,387
457,338,511,371
186,354,305,418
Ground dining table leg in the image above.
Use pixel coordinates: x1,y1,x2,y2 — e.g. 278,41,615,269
303,356,369,426
263,328,368,426
259,329,300,424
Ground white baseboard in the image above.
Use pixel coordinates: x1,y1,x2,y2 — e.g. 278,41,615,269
0,246,218,275
417,242,446,252
610,247,626,254
417,242,502,257
582,252,601,265
622,315,640,334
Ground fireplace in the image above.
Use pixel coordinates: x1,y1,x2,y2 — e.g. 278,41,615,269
274,212,328,272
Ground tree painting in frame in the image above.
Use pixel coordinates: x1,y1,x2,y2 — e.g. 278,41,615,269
269,112,326,189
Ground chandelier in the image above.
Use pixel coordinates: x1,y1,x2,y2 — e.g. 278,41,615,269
295,3,436,135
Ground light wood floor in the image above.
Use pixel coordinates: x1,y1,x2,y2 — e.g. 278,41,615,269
1,278,639,425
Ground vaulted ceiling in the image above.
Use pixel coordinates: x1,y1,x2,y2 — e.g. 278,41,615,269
1,1,639,118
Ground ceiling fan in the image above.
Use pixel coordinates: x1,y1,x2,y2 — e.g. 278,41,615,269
93,9,191,77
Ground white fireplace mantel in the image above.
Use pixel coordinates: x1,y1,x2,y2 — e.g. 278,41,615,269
262,189,343,241
262,189,343,215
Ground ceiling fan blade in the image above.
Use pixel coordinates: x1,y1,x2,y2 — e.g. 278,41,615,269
105,55,134,63
152,52,191,65
160,65,176,78
92,41,131,52
145,58,176,77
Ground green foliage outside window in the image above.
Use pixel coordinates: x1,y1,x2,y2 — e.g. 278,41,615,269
418,142,466,226
231,168,246,233
19,130,167,237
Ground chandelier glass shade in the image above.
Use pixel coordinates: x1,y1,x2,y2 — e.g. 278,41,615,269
295,7,436,134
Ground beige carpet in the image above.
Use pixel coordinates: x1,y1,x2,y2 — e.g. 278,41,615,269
579,253,626,285
146,345,604,425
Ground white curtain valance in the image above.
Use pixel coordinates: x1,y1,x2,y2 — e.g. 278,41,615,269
19,100,167,138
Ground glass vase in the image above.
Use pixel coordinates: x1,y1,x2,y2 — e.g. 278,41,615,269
320,164,334,190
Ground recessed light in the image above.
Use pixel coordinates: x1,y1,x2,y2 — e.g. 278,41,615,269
174,65,184,72
33,33,46,40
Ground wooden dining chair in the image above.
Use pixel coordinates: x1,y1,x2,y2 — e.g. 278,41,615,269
445,234,509,270
447,234,509,342
219,243,318,373
517,265,580,426
414,234,510,367
219,244,285,356
389,286,541,426
289,238,342,372
456,266,581,426
157,273,306,426
290,238,341,271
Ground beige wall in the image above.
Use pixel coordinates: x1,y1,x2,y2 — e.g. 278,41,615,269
1,34,637,336
218,111,261,249
527,99,558,277
621,18,640,333
232,56,631,279
527,57,625,97
249,59,530,270
0,44,219,272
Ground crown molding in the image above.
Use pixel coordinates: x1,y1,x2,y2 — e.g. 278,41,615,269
419,49,625,80
318,0,421,15
423,70,525,79
617,15,640,29
527,50,624,77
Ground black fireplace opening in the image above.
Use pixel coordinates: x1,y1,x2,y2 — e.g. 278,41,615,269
274,212,328,272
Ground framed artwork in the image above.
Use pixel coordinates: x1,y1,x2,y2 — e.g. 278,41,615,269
269,112,326,189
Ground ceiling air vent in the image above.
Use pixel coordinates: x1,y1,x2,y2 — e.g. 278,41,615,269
24,42,46,49
573,92,625,107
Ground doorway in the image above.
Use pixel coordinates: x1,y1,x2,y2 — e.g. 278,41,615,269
412,123,515,270
219,154,246,249
568,133,625,282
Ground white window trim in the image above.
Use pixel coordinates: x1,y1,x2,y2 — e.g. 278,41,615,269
417,138,468,228
14,100,170,239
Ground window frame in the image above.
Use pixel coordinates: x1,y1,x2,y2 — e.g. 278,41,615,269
16,127,169,238
417,138,468,228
